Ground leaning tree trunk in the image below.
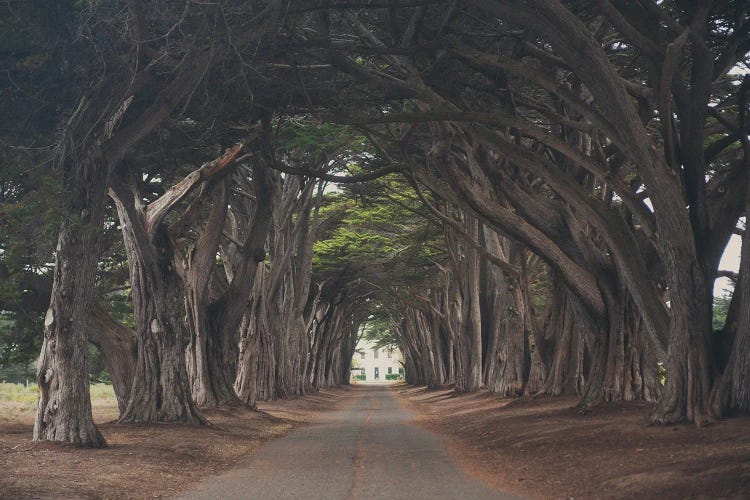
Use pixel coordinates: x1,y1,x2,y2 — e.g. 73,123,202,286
88,304,137,416
711,179,750,416
184,179,243,407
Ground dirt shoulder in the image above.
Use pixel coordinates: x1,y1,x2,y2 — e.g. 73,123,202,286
0,387,349,499
395,384,750,499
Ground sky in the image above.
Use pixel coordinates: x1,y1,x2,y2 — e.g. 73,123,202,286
716,233,742,297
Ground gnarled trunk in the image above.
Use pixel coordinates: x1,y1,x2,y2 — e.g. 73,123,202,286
35,217,107,448
111,188,204,424
34,119,114,448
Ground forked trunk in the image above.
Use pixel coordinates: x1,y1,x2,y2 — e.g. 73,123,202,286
112,190,204,424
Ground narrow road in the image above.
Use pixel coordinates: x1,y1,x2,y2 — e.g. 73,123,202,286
180,385,513,500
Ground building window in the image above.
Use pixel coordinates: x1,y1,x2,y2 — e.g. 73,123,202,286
360,351,365,359
374,367,380,380
399,367,404,375
388,367,393,374
387,349,392,359
373,348,379,359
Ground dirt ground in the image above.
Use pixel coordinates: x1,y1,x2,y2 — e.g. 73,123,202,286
396,385,750,499
0,387,348,499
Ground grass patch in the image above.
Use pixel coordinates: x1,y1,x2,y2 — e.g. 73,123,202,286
0,382,115,403
0,382,117,424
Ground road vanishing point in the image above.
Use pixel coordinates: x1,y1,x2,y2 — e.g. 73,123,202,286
181,385,514,500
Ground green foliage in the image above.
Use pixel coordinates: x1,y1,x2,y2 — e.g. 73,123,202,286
313,173,447,350
713,291,732,331
385,373,401,381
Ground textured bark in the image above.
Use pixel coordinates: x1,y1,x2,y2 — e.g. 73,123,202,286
184,179,243,407
88,304,137,416
449,217,483,392
539,277,586,397
577,285,661,409
650,271,714,425
472,0,716,425
234,271,266,408
110,183,204,424
237,173,321,400
482,232,530,397
35,151,108,447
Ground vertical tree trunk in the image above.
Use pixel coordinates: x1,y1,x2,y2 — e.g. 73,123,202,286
482,232,530,397
650,261,714,425
34,108,117,447
453,217,483,392
539,276,586,396
35,214,107,448
111,190,204,424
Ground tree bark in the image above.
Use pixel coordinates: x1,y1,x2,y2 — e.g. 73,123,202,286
88,304,137,416
35,169,108,447
110,184,205,424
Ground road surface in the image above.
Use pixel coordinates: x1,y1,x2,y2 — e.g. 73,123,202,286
180,385,514,500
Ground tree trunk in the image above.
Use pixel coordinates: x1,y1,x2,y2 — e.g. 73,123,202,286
650,262,714,425
111,190,204,424
483,233,530,397
711,182,750,416
235,311,261,408
539,276,586,396
88,304,137,416
35,218,107,448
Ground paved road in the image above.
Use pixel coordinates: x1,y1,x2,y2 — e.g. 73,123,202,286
180,385,513,500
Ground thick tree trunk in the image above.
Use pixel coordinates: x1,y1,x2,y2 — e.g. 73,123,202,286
35,218,107,448
111,191,204,424
120,249,204,424
34,128,111,447
486,277,530,397
650,263,714,425
454,218,483,392
572,277,661,408
186,305,242,407
539,277,586,396
482,234,530,397
235,274,265,407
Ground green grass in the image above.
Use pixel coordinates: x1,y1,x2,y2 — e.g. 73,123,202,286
0,382,117,425
0,382,115,404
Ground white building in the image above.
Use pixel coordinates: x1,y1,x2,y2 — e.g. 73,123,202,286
351,338,404,383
